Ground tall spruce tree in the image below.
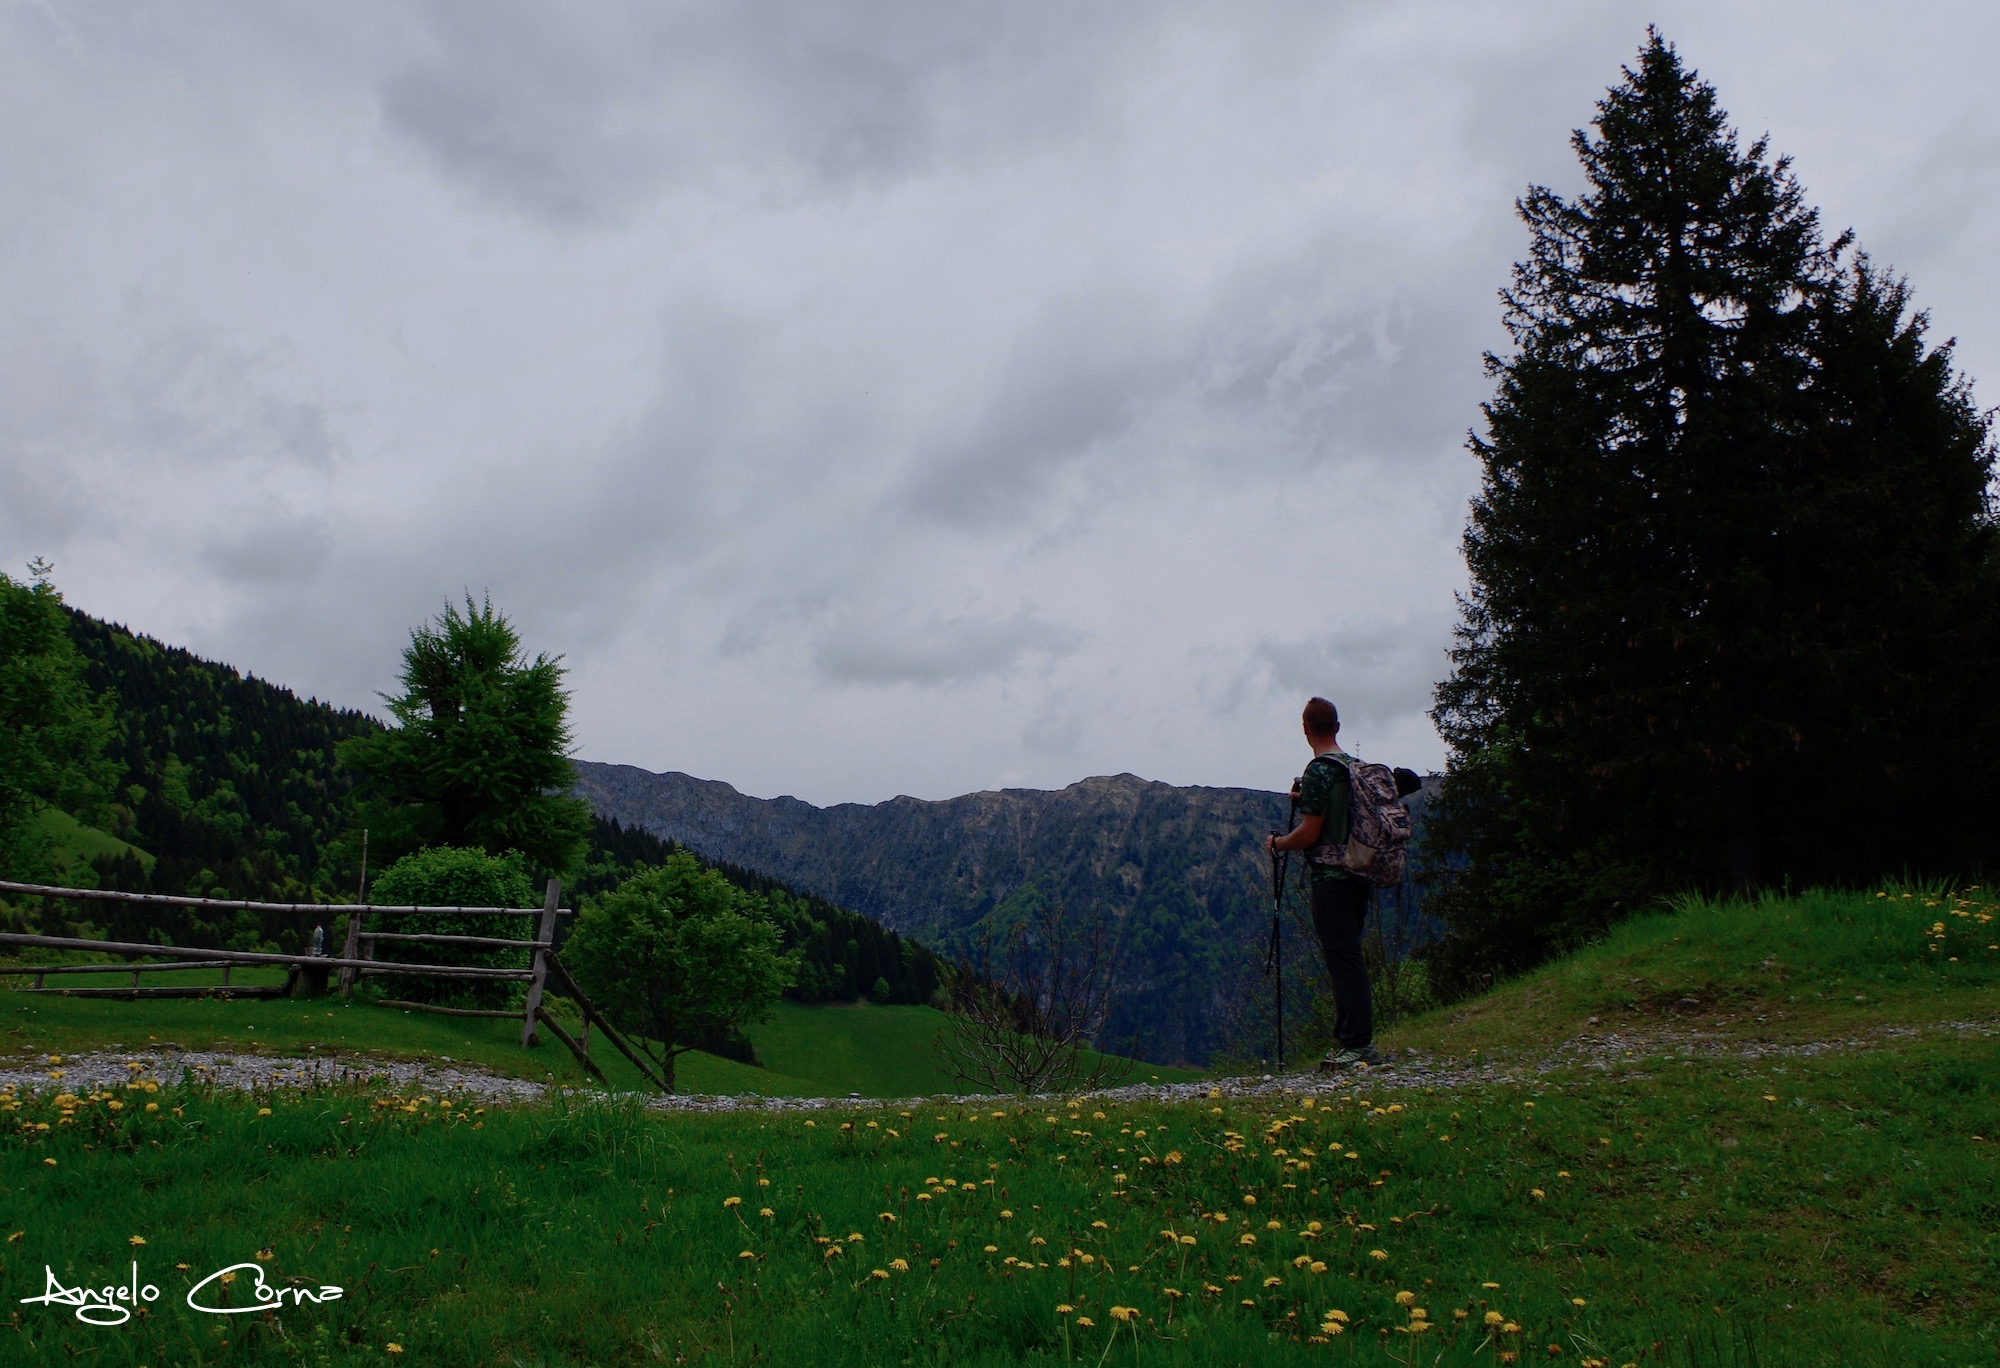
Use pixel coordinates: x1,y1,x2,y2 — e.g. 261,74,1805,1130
339,596,591,876
1425,33,2000,995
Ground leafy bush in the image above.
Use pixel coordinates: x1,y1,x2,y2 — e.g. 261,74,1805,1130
363,846,539,1007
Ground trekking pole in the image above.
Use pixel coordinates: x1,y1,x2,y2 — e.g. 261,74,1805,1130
1266,791,1297,1072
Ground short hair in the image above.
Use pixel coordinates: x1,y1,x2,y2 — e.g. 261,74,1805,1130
1302,696,1339,738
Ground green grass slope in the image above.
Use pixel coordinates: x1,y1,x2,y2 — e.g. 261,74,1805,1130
21,806,155,876
0,988,1201,1099
0,886,1992,1365
1387,881,1998,1059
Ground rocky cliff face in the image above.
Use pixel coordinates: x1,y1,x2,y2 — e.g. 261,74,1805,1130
572,761,1437,1066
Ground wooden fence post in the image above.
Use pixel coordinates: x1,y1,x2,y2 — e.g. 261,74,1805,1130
337,910,363,999
520,878,562,1048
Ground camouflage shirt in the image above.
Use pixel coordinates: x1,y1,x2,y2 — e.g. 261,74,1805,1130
1297,751,1354,883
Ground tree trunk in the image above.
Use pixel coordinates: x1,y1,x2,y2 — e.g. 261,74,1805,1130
1725,766,1759,894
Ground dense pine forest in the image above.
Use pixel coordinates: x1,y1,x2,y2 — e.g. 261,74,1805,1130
23,611,939,1005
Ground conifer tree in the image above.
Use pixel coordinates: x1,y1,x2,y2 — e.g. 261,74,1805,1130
340,596,591,876
1425,33,2000,994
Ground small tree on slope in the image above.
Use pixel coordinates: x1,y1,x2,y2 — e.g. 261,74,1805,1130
1425,32,2000,996
562,852,797,1093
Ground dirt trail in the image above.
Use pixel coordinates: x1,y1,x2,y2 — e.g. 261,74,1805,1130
4,1018,1989,1113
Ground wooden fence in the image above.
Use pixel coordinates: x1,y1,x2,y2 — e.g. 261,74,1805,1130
0,878,675,1093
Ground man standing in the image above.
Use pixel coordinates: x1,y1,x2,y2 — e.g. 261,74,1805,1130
1267,697,1383,1070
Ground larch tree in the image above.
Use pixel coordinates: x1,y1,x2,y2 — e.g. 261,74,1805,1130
339,596,592,877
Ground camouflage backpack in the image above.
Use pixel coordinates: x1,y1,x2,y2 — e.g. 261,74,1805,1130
1306,754,1413,888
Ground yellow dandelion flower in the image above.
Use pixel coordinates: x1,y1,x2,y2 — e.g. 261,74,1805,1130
1310,1260,1327,1274
870,1268,889,1280
256,1108,271,1117
1486,1311,1505,1326
1368,1249,1387,1261
879,1212,896,1223
1530,1189,1546,1200
890,1258,909,1272
983,1244,998,1253
387,1345,403,1355
1238,1233,1256,1246
1396,1290,1416,1306
823,1246,843,1259
738,1250,755,1260
1572,1297,1587,1307
1241,1194,1257,1206
758,1207,774,1218
1075,1316,1095,1328
723,1196,742,1208
1110,1305,1138,1322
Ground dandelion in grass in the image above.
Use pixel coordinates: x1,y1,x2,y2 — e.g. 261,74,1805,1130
129,1236,146,1247
738,1250,754,1260
1075,1316,1095,1328
1396,1290,1415,1306
758,1207,774,1218
723,1196,742,1209
1368,1249,1387,1261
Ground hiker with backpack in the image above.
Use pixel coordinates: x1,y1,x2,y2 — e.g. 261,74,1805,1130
1265,696,1417,1071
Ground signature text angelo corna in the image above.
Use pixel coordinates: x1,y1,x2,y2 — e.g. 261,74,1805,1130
20,1260,344,1326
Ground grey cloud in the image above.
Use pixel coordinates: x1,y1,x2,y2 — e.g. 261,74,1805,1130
900,290,1170,529
202,515,335,585
379,0,1135,226
1248,616,1454,734
815,605,1082,686
381,58,668,227
1021,692,1085,759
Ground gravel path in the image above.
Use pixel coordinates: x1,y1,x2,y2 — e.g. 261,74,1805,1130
3,1018,1989,1113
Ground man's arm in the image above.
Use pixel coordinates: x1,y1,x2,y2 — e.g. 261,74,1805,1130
1268,813,1323,854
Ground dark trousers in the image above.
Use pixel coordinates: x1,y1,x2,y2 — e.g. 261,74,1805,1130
1309,876,1373,1049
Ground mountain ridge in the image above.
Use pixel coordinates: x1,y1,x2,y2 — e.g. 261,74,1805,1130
573,759,1439,1065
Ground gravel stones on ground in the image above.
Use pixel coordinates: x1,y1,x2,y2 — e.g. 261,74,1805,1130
3,1019,1988,1113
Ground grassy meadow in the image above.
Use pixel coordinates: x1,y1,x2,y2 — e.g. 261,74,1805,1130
0,885,1994,1365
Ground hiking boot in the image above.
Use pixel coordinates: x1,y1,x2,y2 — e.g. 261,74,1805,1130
1317,1046,1387,1072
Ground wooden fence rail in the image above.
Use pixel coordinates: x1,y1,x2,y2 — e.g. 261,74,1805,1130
0,879,659,1088
0,879,559,917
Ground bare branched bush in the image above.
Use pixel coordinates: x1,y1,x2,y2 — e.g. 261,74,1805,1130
930,899,1132,1096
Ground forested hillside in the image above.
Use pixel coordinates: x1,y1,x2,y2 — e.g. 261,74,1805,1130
63,610,376,913
20,613,940,1006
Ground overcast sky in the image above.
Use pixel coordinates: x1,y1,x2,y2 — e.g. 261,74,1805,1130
4,2,1996,806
